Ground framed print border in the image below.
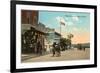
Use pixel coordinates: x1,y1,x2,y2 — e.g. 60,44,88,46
10,0,97,73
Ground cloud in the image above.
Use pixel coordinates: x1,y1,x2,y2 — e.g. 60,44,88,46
56,16,61,22
72,16,79,21
73,27,78,31
56,16,78,26
67,22,74,25
56,16,67,25
65,17,69,20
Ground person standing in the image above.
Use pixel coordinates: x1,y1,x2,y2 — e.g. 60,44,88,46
56,43,61,57
37,41,41,55
52,42,56,57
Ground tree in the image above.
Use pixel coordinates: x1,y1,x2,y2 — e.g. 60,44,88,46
67,33,74,39
60,38,68,51
67,33,74,49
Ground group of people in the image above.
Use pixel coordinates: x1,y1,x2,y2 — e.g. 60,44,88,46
52,42,61,57
77,44,86,51
51,42,86,57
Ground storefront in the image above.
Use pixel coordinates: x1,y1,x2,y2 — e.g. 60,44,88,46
21,10,46,54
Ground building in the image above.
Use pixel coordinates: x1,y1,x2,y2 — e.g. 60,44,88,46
21,10,38,25
21,10,46,54
45,28,61,52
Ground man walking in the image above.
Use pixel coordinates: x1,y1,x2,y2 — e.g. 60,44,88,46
52,42,56,57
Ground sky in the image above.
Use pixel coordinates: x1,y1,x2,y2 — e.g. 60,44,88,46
39,11,90,44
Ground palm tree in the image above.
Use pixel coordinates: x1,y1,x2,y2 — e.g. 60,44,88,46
67,33,74,39
60,38,67,51
67,33,74,49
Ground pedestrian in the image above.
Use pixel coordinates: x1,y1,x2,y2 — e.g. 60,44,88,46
77,44,82,50
56,43,61,57
37,41,42,55
83,46,85,51
39,43,42,55
52,42,56,57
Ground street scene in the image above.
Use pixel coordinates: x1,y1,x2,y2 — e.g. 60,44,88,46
21,10,90,63
22,48,90,63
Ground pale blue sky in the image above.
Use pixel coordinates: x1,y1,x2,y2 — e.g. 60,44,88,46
39,11,90,34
